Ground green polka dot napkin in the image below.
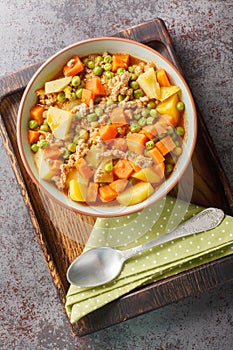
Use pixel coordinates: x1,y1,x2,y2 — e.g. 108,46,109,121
65,196,233,324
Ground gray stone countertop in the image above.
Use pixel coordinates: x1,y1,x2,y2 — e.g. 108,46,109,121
0,1,232,349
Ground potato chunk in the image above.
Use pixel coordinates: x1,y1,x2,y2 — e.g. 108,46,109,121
117,182,154,206
47,106,73,140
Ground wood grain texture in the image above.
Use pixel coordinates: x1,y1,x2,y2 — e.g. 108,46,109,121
0,18,232,336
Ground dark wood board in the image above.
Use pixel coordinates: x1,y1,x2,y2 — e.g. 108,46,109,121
0,18,232,336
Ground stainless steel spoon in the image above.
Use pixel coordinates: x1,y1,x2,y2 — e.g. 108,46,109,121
67,207,224,287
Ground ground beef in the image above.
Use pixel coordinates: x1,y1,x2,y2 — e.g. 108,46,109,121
106,71,132,101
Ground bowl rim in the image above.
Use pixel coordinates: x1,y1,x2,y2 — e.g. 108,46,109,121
17,36,197,218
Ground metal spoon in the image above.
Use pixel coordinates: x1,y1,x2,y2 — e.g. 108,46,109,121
67,207,224,287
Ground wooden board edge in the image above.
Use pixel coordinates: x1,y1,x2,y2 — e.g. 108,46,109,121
72,255,233,336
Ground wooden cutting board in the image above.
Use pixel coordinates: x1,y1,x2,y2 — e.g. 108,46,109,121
0,18,232,336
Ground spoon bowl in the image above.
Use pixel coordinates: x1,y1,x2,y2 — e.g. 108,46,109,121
67,247,123,287
67,207,224,287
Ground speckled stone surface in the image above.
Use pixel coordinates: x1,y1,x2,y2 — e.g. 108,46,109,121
0,1,232,349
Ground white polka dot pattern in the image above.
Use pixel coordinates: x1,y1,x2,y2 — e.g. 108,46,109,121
66,196,233,324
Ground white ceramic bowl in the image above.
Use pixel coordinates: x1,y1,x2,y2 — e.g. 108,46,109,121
17,37,197,217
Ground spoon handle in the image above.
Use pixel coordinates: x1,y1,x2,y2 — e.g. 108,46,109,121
122,208,224,260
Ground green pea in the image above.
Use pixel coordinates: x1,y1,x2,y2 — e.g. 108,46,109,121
71,76,81,87
141,109,149,118
146,140,155,150
67,143,76,153
99,183,106,187
143,149,149,157
167,125,174,134
63,149,71,160
129,177,136,185
43,119,48,125
130,123,141,133
69,92,77,101
31,143,39,152
63,86,72,99
130,73,138,81
95,106,103,116
28,120,38,130
176,126,184,136
104,55,112,63
83,58,89,66
79,129,89,140
147,101,155,109
93,66,103,76
159,133,167,139
94,96,102,104
37,140,48,149
165,163,173,174
104,162,113,172
166,154,175,165
90,121,99,128
87,113,98,123
87,60,95,69
149,109,158,118
130,81,139,90
95,55,103,63
104,63,112,71
118,94,125,102
134,113,141,120
138,117,147,126
40,124,49,132
79,80,85,88
75,111,82,119
176,101,185,111
105,71,114,80
73,135,79,144
117,67,125,74
133,89,143,99
146,116,154,125
106,98,114,106
57,92,66,103
152,136,159,143
173,147,182,156
76,88,83,99
128,66,134,73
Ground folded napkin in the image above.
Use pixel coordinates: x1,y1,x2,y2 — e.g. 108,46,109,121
66,196,233,324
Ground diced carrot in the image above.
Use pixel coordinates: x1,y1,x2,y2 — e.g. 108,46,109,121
153,162,165,178
160,114,177,127
28,130,40,144
153,121,168,135
113,159,134,179
107,138,128,152
43,146,63,160
99,124,118,141
109,179,128,194
99,184,117,202
130,161,142,173
112,54,130,72
63,55,84,76
85,77,105,95
155,135,176,156
126,132,148,154
109,106,127,125
140,125,157,139
50,160,63,174
157,69,171,87
30,105,44,126
81,88,95,107
147,147,165,164
86,182,99,202
74,157,93,179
